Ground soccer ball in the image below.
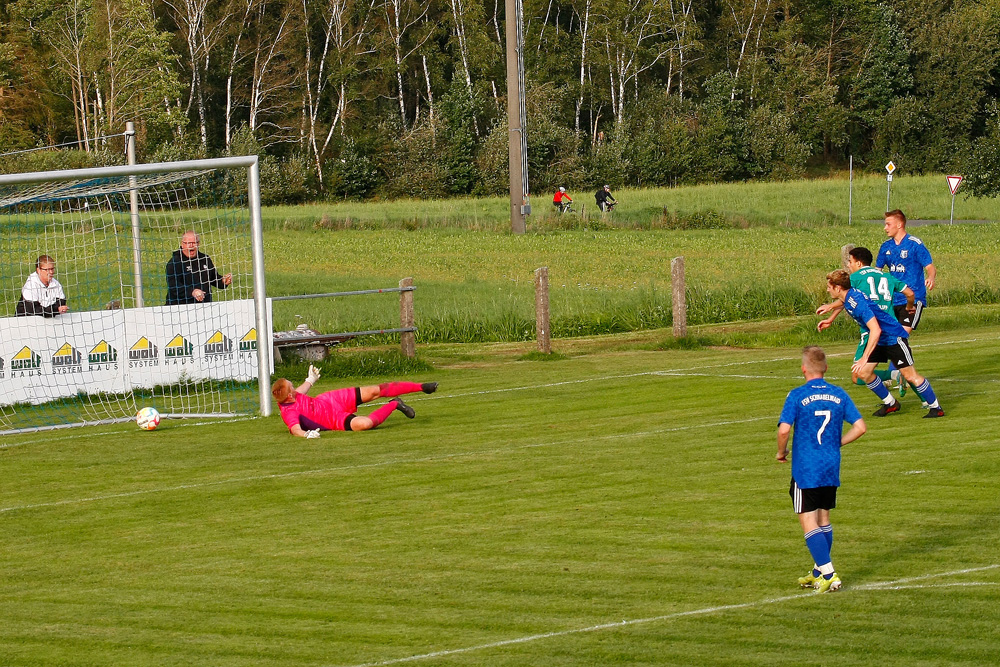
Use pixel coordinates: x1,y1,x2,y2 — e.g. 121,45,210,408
136,407,160,431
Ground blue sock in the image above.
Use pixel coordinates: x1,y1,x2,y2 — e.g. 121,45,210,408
820,524,833,551
914,379,938,407
866,376,890,401
805,529,832,571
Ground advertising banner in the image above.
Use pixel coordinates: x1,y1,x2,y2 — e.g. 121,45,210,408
0,300,270,407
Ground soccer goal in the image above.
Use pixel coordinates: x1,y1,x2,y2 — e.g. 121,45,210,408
0,156,272,435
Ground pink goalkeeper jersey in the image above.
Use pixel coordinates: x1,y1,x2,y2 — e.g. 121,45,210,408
278,388,357,432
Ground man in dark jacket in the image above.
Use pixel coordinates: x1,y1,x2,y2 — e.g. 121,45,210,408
165,231,232,305
595,184,617,212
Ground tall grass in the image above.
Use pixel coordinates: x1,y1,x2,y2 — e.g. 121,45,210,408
264,223,1000,343
264,174,1000,231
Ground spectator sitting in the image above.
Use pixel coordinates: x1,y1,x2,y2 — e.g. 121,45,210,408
165,230,233,305
17,254,68,317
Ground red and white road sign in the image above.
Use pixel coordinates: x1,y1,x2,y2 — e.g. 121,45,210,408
947,175,963,195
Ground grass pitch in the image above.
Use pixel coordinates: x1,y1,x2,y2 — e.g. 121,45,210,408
2,326,998,665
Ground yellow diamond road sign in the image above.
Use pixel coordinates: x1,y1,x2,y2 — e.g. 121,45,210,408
885,161,896,175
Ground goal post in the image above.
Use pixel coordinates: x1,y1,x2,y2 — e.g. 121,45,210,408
0,156,273,435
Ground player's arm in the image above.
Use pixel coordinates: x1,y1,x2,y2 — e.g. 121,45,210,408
901,285,916,313
841,418,866,445
851,316,881,375
776,423,792,462
295,364,322,394
816,299,844,330
924,263,936,291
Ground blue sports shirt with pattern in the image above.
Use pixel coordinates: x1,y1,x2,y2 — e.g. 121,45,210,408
876,234,933,306
779,378,862,488
841,287,908,346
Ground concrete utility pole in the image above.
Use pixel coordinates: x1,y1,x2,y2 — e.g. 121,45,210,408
505,0,529,234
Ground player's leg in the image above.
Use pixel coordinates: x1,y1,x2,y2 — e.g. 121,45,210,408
852,334,891,386
894,342,943,417
862,351,900,416
858,358,899,417
358,382,437,404
794,484,841,592
346,398,415,431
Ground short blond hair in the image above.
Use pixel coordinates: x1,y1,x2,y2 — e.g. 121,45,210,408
802,346,827,374
826,269,851,290
885,209,906,226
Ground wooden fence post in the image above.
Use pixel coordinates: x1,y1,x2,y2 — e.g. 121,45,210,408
671,256,687,339
841,244,855,271
399,277,415,358
535,267,551,354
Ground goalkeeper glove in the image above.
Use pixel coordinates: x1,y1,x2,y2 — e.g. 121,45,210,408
305,429,321,439
307,364,321,384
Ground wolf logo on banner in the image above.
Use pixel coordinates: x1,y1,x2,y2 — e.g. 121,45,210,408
165,334,194,364
129,337,159,368
12,346,43,376
52,342,83,374
204,330,233,358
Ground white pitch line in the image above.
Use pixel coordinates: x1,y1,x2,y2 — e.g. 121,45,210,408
0,415,773,515
854,564,1000,589
341,565,1000,667
858,582,999,590
0,415,260,450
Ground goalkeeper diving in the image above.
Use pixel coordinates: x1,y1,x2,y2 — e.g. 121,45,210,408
271,365,438,437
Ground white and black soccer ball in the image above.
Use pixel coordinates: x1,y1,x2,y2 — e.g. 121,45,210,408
136,407,161,431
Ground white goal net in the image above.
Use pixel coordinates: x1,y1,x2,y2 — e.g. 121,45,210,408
0,157,271,434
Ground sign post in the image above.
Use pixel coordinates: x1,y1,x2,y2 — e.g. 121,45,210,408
947,175,963,224
885,161,896,211
848,155,853,225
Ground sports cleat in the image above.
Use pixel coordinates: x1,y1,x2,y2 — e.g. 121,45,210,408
891,370,907,398
421,382,438,394
815,574,842,593
873,400,900,417
394,397,415,419
923,406,945,419
798,571,821,588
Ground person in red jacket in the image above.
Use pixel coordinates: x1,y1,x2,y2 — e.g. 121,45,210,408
553,187,573,212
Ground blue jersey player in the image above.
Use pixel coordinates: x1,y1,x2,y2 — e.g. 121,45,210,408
876,209,935,332
777,346,866,593
826,269,944,418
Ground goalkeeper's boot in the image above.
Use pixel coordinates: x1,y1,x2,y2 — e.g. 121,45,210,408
798,570,822,588
924,406,945,418
891,369,907,398
873,400,900,417
815,573,842,593
421,382,438,394
394,397,416,419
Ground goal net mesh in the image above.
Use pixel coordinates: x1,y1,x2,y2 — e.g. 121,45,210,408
0,166,262,434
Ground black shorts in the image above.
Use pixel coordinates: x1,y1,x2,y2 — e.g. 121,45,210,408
894,302,923,330
790,479,837,513
867,338,915,369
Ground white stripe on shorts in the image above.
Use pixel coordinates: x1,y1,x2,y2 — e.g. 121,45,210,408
899,338,915,366
792,480,803,514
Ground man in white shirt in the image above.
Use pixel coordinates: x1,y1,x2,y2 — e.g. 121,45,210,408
17,254,68,317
